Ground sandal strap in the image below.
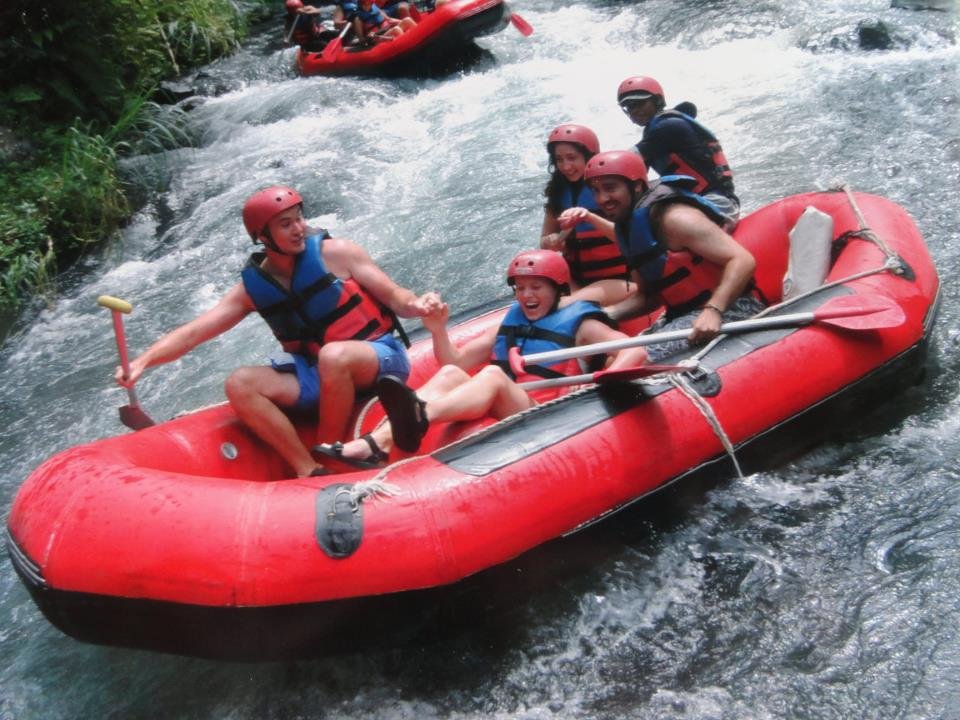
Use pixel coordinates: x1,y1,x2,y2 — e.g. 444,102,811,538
361,433,387,461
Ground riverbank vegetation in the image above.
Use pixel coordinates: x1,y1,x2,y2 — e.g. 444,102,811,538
0,0,271,313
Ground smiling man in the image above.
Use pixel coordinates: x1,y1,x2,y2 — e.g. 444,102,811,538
583,151,761,360
618,75,741,229
116,185,441,477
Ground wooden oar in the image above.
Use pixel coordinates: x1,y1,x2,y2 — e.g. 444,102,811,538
510,12,533,36
520,364,689,390
511,294,906,373
97,295,155,431
321,21,352,61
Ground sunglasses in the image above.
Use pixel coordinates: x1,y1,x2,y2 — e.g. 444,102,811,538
619,98,652,113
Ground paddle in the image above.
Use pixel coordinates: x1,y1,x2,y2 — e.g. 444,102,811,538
520,364,689,390
510,294,906,372
321,21,352,61
284,14,301,43
97,295,155,430
510,12,533,36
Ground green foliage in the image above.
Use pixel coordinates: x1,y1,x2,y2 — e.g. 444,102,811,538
0,0,272,309
0,122,128,309
0,0,255,129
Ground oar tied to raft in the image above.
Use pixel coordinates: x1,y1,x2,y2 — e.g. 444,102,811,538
512,294,907,389
97,295,155,430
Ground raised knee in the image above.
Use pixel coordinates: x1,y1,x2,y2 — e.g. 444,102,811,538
315,343,351,375
477,364,510,384
436,364,469,383
224,367,256,401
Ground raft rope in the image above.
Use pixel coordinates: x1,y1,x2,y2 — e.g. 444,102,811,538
668,372,743,479
334,477,403,512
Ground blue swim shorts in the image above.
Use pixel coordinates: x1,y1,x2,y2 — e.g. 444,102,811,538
269,333,411,412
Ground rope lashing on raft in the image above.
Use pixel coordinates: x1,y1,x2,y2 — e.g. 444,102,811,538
668,372,744,479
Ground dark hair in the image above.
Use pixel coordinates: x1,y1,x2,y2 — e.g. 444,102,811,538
543,143,595,217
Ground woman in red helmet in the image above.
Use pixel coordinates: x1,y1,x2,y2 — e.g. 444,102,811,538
540,124,635,306
115,186,441,477
315,250,649,466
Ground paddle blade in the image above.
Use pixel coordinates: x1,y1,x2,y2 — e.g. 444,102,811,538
594,364,689,384
321,35,343,61
510,13,533,36
120,404,155,431
409,3,422,21
812,294,906,330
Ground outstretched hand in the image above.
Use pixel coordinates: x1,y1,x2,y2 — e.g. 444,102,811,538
421,302,450,333
409,291,443,317
557,207,590,230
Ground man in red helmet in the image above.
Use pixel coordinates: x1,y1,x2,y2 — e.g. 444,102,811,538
314,249,649,466
582,150,760,359
617,75,740,229
116,186,441,477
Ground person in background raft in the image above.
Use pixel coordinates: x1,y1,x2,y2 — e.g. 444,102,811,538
583,150,762,361
352,0,416,45
115,186,442,477
617,75,740,229
283,0,334,50
540,124,636,306
314,250,649,467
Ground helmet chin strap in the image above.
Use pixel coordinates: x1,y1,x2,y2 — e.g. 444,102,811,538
257,231,297,257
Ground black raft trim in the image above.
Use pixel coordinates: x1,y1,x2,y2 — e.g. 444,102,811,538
315,484,364,558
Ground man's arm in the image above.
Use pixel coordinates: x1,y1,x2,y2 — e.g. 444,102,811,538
656,203,756,341
116,283,253,387
325,237,441,318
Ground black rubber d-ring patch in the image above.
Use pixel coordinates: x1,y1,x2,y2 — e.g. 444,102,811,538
315,483,363,558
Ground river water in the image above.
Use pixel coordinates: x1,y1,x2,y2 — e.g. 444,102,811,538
3,1,960,717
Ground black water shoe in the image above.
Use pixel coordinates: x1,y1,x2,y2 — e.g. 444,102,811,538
376,375,429,453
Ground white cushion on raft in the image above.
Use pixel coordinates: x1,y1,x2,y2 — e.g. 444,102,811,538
782,206,834,300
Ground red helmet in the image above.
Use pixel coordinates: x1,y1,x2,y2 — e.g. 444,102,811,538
546,124,600,156
584,150,648,185
242,186,303,240
617,76,665,105
506,250,570,287
285,0,304,10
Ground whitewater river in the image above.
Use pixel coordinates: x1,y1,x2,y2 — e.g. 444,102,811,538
3,0,960,717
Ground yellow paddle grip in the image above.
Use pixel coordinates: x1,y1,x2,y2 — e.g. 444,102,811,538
97,295,133,314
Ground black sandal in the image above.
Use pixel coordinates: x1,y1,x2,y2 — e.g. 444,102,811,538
313,433,388,470
376,375,429,453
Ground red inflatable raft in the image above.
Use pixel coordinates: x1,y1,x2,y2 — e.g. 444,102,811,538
6,190,939,659
295,0,510,77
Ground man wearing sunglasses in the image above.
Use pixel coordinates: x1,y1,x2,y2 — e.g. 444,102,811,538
617,76,740,230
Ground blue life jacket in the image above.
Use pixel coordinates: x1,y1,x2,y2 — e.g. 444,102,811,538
491,300,614,381
616,177,739,319
356,3,388,29
241,233,399,357
640,109,736,198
